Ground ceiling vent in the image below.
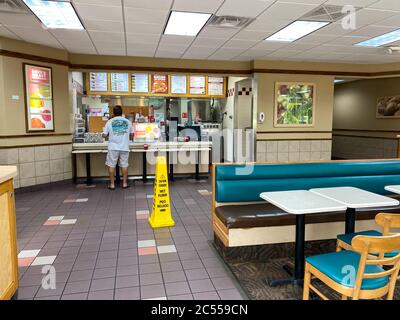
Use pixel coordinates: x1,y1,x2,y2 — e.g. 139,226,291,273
207,15,253,29
301,5,360,23
0,0,29,14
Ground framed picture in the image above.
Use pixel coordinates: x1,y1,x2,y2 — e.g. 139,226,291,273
376,96,400,118
23,63,54,132
274,82,315,127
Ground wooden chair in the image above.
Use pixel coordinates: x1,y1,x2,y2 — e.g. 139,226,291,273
336,213,400,258
303,234,400,300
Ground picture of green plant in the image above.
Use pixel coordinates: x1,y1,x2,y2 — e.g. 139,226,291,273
275,82,315,127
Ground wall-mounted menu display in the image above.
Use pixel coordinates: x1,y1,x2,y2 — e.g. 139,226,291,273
189,76,206,95
24,64,54,132
110,73,129,92
170,75,187,94
208,77,224,96
131,73,149,93
89,72,108,92
151,74,168,94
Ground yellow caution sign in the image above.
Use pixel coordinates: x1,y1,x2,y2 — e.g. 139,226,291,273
149,156,175,228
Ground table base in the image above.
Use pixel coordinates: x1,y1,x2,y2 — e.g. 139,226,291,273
266,264,303,287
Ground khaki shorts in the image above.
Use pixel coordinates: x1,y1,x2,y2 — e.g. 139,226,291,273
106,150,129,168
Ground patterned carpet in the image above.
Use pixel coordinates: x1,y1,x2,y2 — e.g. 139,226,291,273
215,244,400,300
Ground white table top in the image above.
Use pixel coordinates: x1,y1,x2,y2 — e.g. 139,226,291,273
310,187,399,209
259,190,347,215
0,166,18,184
385,185,400,195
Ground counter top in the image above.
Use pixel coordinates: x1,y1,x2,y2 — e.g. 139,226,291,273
73,141,212,151
0,166,18,184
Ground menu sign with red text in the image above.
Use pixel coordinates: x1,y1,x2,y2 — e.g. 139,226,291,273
208,77,224,96
151,74,168,94
24,64,54,131
189,76,206,95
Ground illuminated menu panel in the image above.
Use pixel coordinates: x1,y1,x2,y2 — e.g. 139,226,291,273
24,64,54,131
189,75,206,95
89,72,108,92
131,73,149,93
151,74,168,94
170,75,187,94
110,73,129,92
208,77,224,96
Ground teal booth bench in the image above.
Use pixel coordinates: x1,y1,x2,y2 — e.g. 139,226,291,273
212,160,400,248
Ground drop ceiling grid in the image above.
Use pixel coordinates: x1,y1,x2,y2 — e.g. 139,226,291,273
0,0,398,63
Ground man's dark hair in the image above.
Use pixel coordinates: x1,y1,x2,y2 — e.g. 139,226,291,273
113,105,123,117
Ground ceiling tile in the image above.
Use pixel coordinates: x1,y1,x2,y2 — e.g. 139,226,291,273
0,13,41,28
124,0,173,10
124,7,169,24
84,19,124,33
126,33,160,44
315,21,355,36
257,2,320,21
125,22,164,34
75,4,123,21
324,0,378,7
156,43,189,54
0,26,20,40
191,37,227,47
89,31,125,43
97,47,126,56
127,47,156,57
208,48,246,60
159,35,194,45
183,46,217,59
348,25,396,37
374,14,400,27
155,50,183,58
369,0,400,11
354,8,397,28
127,43,158,51
172,0,224,14
198,26,239,38
223,39,259,50
325,35,368,45
251,41,288,51
62,45,97,55
72,0,122,5
233,29,274,41
50,29,91,42
217,0,275,18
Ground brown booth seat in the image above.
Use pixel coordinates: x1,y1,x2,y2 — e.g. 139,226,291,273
215,202,400,229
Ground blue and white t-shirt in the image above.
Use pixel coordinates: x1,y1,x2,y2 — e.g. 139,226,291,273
104,116,132,151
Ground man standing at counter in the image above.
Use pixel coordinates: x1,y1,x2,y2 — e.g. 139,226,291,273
103,105,133,190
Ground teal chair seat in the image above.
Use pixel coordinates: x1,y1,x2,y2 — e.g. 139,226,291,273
306,251,388,290
337,230,400,258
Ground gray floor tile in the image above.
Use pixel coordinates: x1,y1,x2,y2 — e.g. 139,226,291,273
140,284,166,300
116,275,140,288
165,281,191,296
114,287,140,300
189,279,215,293
63,280,91,295
217,289,244,300
139,273,163,286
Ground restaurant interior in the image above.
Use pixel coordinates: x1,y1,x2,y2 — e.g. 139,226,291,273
0,0,400,303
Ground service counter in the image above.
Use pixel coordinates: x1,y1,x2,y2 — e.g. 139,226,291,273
72,141,212,184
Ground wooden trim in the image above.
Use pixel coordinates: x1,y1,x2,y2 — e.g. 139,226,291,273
0,142,71,149
332,134,397,140
256,138,332,141
0,49,69,66
0,133,71,139
257,130,332,134
73,64,251,75
333,128,400,133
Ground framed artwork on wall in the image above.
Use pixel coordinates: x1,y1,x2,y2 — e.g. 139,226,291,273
23,63,54,132
376,96,400,118
274,82,315,127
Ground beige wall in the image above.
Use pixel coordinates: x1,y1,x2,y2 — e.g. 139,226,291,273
255,73,335,140
333,77,400,131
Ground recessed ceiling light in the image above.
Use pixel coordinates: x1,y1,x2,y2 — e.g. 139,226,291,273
164,11,211,36
265,20,330,42
355,29,400,47
23,0,84,30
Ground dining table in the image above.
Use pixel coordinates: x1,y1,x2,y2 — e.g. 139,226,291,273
259,190,347,286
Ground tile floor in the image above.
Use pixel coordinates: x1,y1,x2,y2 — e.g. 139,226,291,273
14,179,245,300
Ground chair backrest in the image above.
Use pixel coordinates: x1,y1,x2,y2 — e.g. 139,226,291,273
351,234,400,299
375,213,400,235
213,160,400,203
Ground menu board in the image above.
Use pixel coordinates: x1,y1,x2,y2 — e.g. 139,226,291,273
110,73,129,92
151,74,168,94
24,64,54,131
189,76,206,95
89,72,108,92
170,75,187,94
131,73,149,93
208,77,224,96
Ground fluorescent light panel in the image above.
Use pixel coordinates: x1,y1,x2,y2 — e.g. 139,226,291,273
355,29,400,47
265,20,329,42
164,11,211,36
23,0,84,30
